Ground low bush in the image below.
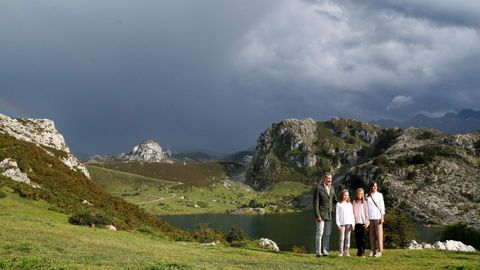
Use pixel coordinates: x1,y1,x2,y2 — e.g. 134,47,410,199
291,245,308,254
383,208,415,248
226,226,249,243
68,210,112,227
196,201,210,208
441,223,480,250
248,199,264,208
193,223,224,243
0,190,6,199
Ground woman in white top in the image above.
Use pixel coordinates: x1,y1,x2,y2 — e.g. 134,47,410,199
366,181,385,257
336,189,355,257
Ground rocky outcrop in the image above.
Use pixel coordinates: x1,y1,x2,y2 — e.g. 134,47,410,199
249,117,381,187
345,128,480,228
249,117,480,228
87,140,172,163
0,114,89,178
0,158,39,188
122,140,171,162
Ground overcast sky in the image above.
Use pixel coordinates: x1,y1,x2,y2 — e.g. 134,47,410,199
1,0,480,156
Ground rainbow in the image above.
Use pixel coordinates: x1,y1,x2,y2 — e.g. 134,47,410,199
0,97,29,118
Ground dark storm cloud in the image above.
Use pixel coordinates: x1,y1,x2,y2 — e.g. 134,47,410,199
1,0,479,155
233,0,480,121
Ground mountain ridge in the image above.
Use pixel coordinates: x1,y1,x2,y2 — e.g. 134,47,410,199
372,108,480,134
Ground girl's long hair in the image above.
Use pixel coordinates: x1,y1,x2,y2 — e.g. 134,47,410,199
367,181,377,197
355,188,365,204
339,189,350,203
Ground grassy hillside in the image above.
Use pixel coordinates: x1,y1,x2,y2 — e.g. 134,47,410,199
0,132,184,236
91,161,243,187
1,189,479,269
88,165,311,215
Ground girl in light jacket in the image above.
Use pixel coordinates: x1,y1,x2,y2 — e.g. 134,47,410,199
336,189,355,257
367,181,385,257
353,188,369,257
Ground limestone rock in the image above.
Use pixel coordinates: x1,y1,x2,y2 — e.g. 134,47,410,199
0,113,90,179
88,140,172,163
408,240,476,252
249,116,480,228
0,158,38,187
82,200,94,206
258,238,280,252
106,225,117,231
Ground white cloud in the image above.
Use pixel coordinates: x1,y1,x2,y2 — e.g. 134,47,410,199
233,0,480,94
386,95,414,110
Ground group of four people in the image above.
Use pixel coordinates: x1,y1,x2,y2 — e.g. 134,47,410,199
313,172,385,257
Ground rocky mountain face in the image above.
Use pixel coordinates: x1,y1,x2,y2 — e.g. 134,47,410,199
87,140,173,163
373,108,480,134
249,117,480,228
0,113,90,178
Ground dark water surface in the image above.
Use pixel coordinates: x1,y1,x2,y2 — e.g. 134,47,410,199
160,211,444,252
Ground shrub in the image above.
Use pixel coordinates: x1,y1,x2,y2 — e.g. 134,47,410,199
0,190,6,199
226,226,249,243
196,201,210,208
248,199,264,208
383,208,415,248
68,210,112,227
441,223,480,250
292,245,308,254
193,223,224,243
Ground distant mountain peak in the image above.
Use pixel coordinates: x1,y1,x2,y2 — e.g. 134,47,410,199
372,108,480,134
127,140,170,162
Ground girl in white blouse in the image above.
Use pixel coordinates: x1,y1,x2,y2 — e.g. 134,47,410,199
367,181,385,257
336,189,355,256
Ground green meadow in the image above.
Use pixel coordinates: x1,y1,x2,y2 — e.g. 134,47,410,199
1,188,479,270
87,165,312,215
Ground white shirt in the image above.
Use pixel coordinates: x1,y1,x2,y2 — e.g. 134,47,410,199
336,202,355,227
367,192,385,220
324,183,331,195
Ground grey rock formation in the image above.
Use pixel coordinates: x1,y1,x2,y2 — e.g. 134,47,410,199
407,240,476,252
122,140,171,162
0,113,90,179
87,140,173,163
249,117,480,228
0,158,39,188
258,238,280,252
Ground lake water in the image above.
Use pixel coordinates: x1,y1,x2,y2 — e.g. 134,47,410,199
160,212,444,252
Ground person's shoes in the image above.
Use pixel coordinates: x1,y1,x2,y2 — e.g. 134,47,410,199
344,253,351,257
322,252,329,256
374,252,382,257
369,251,376,257
316,254,321,258
337,253,343,257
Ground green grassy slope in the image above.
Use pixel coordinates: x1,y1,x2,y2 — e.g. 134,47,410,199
1,189,479,270
87,165,180,193
0,132,184,235
88,165,312,215
91,161,241,187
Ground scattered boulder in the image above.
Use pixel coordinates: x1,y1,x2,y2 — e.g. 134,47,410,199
258,238,280,252
407,240,476,252
0,158,39,188
82,200,94,206
106,225,117,231
200,241,220,246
